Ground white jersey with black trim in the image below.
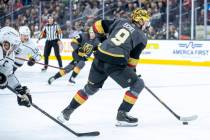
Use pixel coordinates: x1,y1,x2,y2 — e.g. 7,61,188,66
0,47,20,89
0,47,15,76
14,39,41,67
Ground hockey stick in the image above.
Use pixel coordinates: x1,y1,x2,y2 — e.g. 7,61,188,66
15,57,64,70
31,103,100,137
6,86,100,137
144,85,198,122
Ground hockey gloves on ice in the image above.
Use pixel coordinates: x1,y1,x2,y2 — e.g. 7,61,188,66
15,86,32,107
27,57,35,66
0,72,7,89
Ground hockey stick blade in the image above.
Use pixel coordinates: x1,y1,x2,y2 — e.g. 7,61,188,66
144,86,198,122
179,115,198,122
77,131,100,137
31,103,100,137
7,86,100,137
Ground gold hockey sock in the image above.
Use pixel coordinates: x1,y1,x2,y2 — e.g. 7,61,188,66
118,91,138,112
69,90,88,109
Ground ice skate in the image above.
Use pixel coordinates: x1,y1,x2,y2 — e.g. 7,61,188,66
116,111,138,127
48,76,55,85
41,67,47,72
57,107,74,123
69,77,76,84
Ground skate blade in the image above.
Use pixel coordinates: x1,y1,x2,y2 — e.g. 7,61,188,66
57,115,67,123
67,83,75,86
48,81,52,85
115,121,138,127
41,70,47,73
48,81,54,85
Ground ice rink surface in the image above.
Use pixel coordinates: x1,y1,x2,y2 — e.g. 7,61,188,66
0,60,210,140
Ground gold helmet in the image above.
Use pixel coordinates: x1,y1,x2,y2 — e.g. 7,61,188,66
131,8,151,23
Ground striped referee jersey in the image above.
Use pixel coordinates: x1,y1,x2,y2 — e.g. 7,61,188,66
39,23,63,40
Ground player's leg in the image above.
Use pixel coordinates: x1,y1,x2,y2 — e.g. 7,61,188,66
110,66,144,126
48,60,77,85
57,59,107,122
69,60,85,84
13,62,23,73
42,41,52,71
53,40,63,68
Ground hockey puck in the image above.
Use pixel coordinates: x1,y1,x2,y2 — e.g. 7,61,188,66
182,122,188,125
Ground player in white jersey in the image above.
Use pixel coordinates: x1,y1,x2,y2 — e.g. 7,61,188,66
13,26,41,72
0,26,32,107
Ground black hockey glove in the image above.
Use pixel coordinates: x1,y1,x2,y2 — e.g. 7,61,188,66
0,72,7,89
27,57,36,66
15,86,32,107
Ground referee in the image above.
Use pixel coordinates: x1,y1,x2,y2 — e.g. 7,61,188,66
38,14,63,71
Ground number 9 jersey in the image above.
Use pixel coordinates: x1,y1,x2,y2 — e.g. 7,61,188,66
92,19,147,67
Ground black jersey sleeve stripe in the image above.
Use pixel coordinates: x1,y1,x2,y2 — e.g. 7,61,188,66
22,44,37,54
5,57,15,62
14,62,23,67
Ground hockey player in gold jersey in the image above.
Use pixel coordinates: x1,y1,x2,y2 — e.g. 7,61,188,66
58,8,151,127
